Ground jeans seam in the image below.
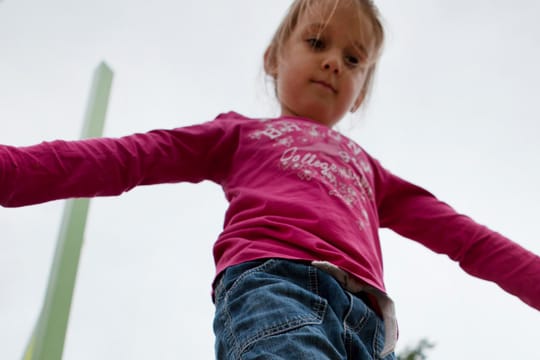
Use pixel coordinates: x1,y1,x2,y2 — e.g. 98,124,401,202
343,324,353,358
345,294,369,332
343,292,355,358
372,314,383,359
222,260,277,359
309,266,328,318
222,293,239,359
308,265,318,296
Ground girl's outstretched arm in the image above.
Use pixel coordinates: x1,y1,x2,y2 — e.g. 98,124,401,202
371,157,540,311
0,116,237,208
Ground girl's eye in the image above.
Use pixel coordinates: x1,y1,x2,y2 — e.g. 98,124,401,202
307,38,325,50
345,55,359,67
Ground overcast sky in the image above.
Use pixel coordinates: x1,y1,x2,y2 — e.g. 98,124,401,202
1,1,539,359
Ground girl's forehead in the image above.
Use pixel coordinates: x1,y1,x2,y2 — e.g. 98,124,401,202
299,0,362,25
297,0,377,53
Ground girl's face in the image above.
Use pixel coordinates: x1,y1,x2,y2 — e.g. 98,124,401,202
268,1,372,127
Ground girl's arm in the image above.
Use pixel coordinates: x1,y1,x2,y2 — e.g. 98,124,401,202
371,158,540,310
0,118,237,207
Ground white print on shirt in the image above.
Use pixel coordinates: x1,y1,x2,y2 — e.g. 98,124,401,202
249,120,374,214
249,121,302,140
277,136,294,147
347,139,362,156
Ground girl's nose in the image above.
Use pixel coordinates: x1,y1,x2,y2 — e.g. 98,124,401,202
322,54,341,74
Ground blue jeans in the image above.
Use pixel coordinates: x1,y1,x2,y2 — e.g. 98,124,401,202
213,259,396,360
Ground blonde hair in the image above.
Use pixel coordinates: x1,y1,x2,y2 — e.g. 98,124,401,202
264,0,385,110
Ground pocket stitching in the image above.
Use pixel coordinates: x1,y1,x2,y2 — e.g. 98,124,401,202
221,260,328,357
239,310,326,356
223,259,278,301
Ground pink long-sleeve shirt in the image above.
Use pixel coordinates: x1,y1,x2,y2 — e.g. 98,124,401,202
1,112,539,311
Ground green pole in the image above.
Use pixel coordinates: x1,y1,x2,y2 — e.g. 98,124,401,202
22,62,114,360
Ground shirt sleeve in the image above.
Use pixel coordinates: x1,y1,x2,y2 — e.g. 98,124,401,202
370,157,540,311
0,116,239,207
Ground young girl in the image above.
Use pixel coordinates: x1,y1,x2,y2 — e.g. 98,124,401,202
2,0,539,359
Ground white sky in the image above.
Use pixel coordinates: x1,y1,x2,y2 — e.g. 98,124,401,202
1,0,539,359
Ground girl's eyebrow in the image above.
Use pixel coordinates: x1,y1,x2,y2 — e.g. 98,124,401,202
301,23,327,35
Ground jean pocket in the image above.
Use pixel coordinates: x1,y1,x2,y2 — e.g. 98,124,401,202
214,260,268,304
344,292,388,359
214,260,328,357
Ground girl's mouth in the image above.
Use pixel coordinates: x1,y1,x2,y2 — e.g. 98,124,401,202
311,80,337,93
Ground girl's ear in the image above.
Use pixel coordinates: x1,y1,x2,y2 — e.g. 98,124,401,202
264,47,278,77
